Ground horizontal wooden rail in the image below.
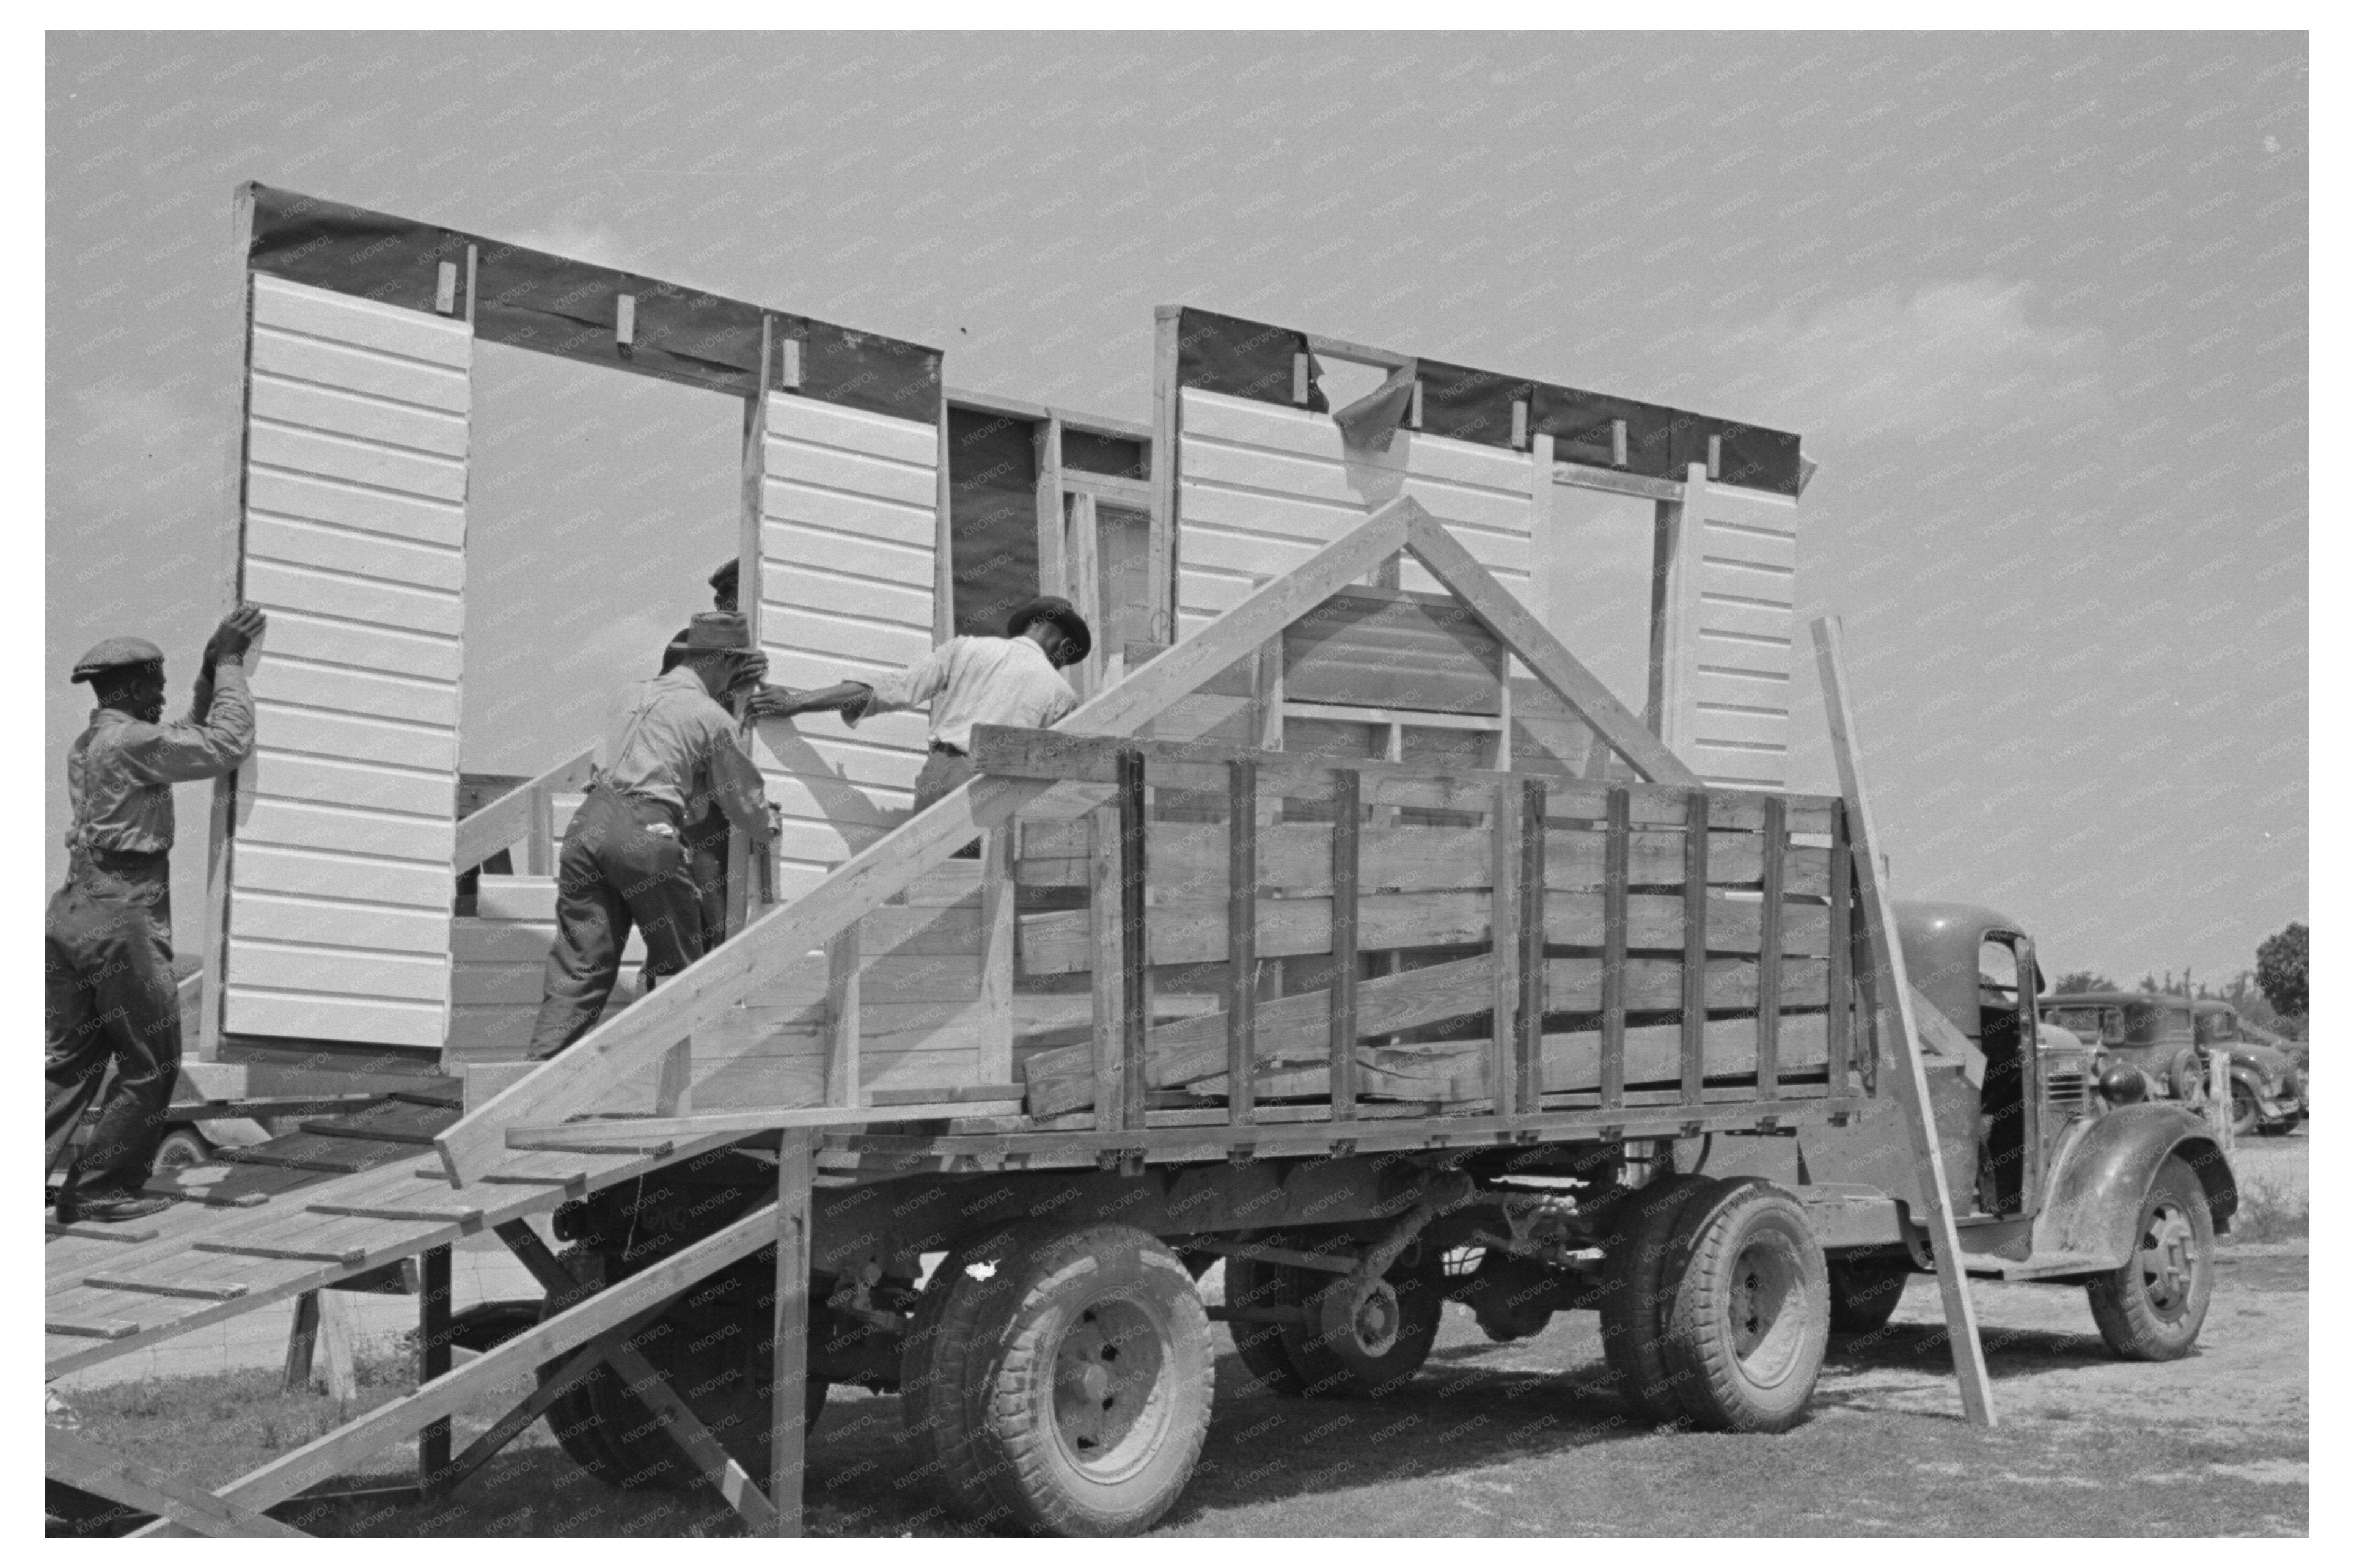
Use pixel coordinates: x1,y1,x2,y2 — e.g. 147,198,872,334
453,744,596,874
504,1099,1028,1150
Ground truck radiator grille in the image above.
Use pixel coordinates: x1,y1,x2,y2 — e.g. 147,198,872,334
2044,1068,2091,1121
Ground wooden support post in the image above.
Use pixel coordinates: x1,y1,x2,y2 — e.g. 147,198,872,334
1089,806,1126,1135
1148,307,1181,647
1227,758,1258,1126
1758,796,1786,1101
1811,615,1996,1428
282,1290,319,1392
1517,777,1547,1113
1068,489,1100,699
1645,462,1709,757
1489,779,1522,1115
1329,770,1360,1120
525,786,554,877
1828,803,1853,1097
979,830,1014,1085
1117,747,1150,1131
1681,789,1709,1106
316,1290,359,1410
825,924,861,1109
1035,413,1067,597
768,1130,815,1538
417,1245,452,1489
1600,787,1630,1110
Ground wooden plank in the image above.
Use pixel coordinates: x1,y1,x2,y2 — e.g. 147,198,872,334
769,1132,815,1537
46,1430,304,1539
977,830,1015,1085
1600,788,1630,1110
1227,759,1257,1127
1682,790,1709,1106
1150,307,1180,646
81,1273,251,1302
825,923,861,1110
1758,795,1786,1101
1400,507,1699,787
1517,777,1547,1113
453,746,594,873
1088,807,1126,1135
1118,746,1150,1131
1811,615,1994,1428
505,1101,1027,1148
1828,802,1853,1096
417,1245,452,1485
1329,771,1360,1120
1489,779,1520,1116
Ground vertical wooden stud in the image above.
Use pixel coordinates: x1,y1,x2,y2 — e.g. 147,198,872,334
1757,795,1786,1101
1035,414,1067,598
1706,433,1723,480
1489,777,1522,1116
1148,307,1181,646
614,293,637,353
417,1244,452,1488
1524,430,1555,634
433,260,459,316
1517,777,1547,1113
1067,490,1101,698
978,829,1015,1086
1645,463,1709,757
1813,614,1996,1428
1292,351,1311,406
282,1289,320,1391
768,1131,814,1537
1226,758,1258,1126
934,392,956,643
526,785,554,877
1610,418,1629,468
1117,747,1150,1130
1600,786,1630,1110
1329,770,1360,1121
1681,789,1710,1107
779,336,803,390
825,923,862,1109
1088,806,1126,1132
1510,397,1530,450
1409,378,1425,430
1827,802,1853,1097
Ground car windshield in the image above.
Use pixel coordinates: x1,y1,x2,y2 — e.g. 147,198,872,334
2052,1006,2124,1045
2121,1000,2192,1045
2194,1009,2240,1046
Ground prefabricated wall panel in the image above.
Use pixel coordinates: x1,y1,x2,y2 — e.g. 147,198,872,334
749,393,939,900
1173,389,1538,640
222,274,469,1050
1684,480,1801,789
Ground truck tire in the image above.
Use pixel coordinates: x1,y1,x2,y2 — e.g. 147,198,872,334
152,1128,211,1171
2086,1155,2215,1361
973,1223,1216,1537
1660,1182,1830,1433
898,1235,1024,1522
1220,1241,1307,1397
1825,1255,1912,1335
1596,1173,1715,1423
1277,1240,1444,1400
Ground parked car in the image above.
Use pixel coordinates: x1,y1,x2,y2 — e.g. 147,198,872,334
2045,991,2213,1109
2193,1000,2307,1138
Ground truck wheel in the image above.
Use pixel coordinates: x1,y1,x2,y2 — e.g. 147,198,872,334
2229,1086,2259,1138
1597,1173,1716,1423
974,1223,1216,1537
1278,1240,1444,1400
2086,1156,2215,1361
1825,1256,1912,1335
1660,1182,1829,1432
1220,1240,1307,1397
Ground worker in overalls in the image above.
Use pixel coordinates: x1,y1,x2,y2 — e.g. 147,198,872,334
769,596,1090,818
47,607,264,1223
529,612,775,1060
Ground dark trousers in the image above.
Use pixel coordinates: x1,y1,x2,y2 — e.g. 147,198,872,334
527,789,706,1060
683,810,730,953
46,876,180,1200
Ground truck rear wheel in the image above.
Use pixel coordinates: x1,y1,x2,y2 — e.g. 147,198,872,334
1278,1240,1443,1400
898,1236,1022,1521
1597,1173,1715,1422
974,1223,1215,1537
2086,1156,2215,1361
1660,1183,1830,1433
1826,1255,1912,1335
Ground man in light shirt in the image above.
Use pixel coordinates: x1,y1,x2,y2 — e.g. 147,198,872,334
774,596,1090,814
527,612,775,1060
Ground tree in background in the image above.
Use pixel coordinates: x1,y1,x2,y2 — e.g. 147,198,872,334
2053,970,2119,994
2256,922,2308,1022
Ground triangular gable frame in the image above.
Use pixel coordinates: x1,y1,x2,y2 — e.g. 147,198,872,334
436,496,1689,1182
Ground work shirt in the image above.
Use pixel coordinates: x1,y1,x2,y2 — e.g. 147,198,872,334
64,663,255,864
596,667,768,832
848,635,1078,752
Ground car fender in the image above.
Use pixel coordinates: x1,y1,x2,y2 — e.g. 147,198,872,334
2031,1103,2237,1268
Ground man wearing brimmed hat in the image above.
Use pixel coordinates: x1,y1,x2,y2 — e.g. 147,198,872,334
771,596,1091,818
47,606,265,1224
528,610,776,1059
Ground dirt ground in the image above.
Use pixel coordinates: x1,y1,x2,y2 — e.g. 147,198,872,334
62,1134,2307,1537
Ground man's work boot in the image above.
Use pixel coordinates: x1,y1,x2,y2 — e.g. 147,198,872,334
59,1190,173,1225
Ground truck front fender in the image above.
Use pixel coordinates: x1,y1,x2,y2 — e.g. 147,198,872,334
2031,1104,2237,1270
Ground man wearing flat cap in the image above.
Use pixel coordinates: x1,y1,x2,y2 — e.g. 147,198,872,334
529,611,776,1059
47,606,264,1223
772,596,1091,818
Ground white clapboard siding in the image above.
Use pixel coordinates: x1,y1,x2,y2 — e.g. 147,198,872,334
1685,480,1801,789
1175,389,1538,640
222,274,469,1051
747,394,939,899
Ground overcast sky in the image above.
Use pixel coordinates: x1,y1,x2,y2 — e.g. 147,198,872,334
44,31,2306,987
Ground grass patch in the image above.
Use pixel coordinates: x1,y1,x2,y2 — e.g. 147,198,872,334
2232,1166,2309,1242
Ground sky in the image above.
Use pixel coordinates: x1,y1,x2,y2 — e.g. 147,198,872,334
43,31,2307,989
